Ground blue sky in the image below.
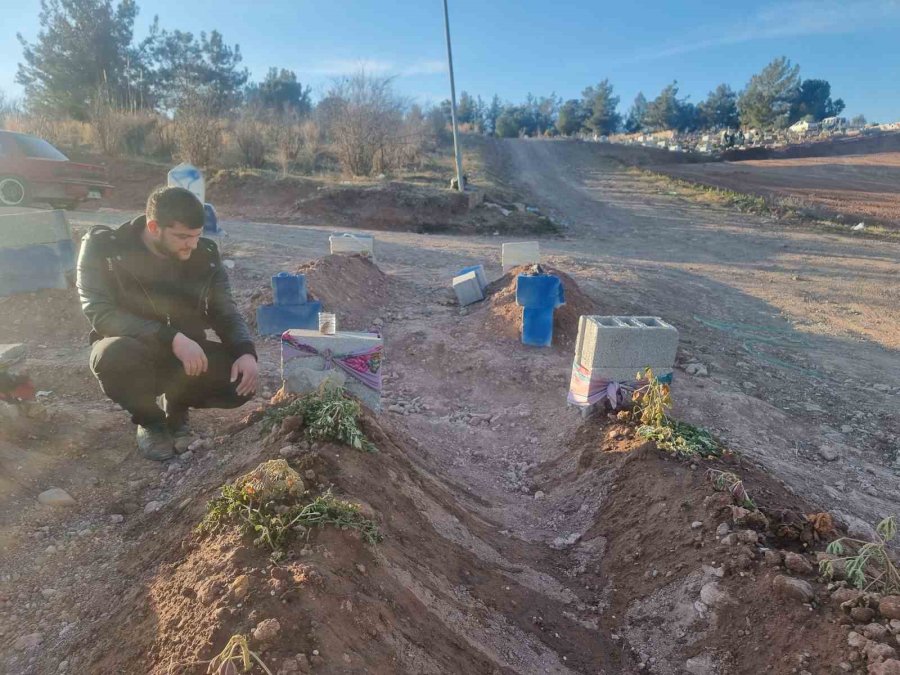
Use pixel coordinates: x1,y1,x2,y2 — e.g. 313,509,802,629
2,0,899,122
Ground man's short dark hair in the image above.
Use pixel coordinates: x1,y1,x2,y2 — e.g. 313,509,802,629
146,186,204,230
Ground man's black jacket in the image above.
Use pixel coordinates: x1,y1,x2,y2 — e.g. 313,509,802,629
76,216,256,360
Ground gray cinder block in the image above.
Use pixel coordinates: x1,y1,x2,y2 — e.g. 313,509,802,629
452,271,484,306
575,316,678,373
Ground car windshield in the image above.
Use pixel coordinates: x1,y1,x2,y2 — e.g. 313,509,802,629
13,135,69,160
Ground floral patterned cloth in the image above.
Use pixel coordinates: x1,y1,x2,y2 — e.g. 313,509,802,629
281,332,382,391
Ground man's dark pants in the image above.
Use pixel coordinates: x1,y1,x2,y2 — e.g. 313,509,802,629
90,336,251,426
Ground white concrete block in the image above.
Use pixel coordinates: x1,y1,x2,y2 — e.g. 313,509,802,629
0,343,26,367
452,271,484,306
575,316,678,371
0,210,71,249
502,241,540,272
282,329,383,411
329,233,376,261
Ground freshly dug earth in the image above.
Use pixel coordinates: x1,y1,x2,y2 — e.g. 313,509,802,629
240,254,400,332
206,170,321,222
0,289,87,346
479,264,600,349
289,181,557,235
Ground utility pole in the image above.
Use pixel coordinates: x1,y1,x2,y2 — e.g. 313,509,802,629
442,0,465,191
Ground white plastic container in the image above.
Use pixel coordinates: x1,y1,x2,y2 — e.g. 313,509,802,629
318,312,337,335
167,163,205,204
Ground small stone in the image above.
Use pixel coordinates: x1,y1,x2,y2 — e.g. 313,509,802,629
868,659,900,675
37,488,76,507
841,425,853,433
188,438,211,452
838,662,852,672
144,501,162,514
534,491,546,500
252,618,281,645
691,521,703,530
784,552,814,575
179,451,193,462
863,623,890,641
890,619,900,634
832,588,863,606
14,633,42,651
818,445,839,461
700,582,732,608
764,549,783,567
110,514,125,524
57,661,69,672
880,596,900,620
715,522,730,537
847,631,869,649
355,564,366,574
685,363,709,377
865,642,897,664
850,606,876,623
772,574,814,602
174,436,193,453
229,574,251,601
342,654,351,664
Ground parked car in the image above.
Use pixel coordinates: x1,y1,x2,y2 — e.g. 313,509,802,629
0,130,113,209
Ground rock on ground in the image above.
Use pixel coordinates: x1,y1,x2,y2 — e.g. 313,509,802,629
772,574,814,602
37,488,76,507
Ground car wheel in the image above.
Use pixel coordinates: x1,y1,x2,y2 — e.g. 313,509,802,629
0,176,29,207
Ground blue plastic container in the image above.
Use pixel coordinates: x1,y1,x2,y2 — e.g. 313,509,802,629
516,273,565,347
271,272,308,306
203,203,222,234
256,300,322,336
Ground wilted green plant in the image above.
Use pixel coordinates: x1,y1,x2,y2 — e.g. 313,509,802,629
820,516,899,593
199,484,382,559
262,385,376,452
632,368,721,458
706,468,755,509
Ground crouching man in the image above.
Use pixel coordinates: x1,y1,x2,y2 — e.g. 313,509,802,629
76,186,258,460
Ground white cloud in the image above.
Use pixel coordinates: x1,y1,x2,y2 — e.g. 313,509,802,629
618,0,900,64
306,58,445,77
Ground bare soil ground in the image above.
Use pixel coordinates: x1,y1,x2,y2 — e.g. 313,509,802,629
648,152,900,228
2,137,899,674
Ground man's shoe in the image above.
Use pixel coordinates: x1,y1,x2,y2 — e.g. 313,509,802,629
162,396,190,437
136,423,175,461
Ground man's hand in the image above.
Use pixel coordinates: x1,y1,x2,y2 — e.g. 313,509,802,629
230,354,258,397
172,333,208,376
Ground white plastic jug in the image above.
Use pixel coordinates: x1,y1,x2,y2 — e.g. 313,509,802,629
167,163,205,204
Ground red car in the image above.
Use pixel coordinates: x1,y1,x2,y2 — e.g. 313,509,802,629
0,130,113,209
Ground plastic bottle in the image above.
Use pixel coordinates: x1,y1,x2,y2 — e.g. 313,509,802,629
167,163,205,204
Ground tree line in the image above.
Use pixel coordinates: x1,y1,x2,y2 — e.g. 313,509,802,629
449,57,858,138
13,0,313,120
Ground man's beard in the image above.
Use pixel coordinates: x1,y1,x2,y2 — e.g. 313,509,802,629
148,237,187,261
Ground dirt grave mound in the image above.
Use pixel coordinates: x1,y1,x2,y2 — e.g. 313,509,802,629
478,264,600,350
72,404,626,675
240,254,397,332
537,416,871,674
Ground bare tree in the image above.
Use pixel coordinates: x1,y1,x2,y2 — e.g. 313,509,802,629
323,71,407,176
172,89,223,167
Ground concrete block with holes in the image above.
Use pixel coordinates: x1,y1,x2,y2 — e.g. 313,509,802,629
329,233,376,261
281,329,383,411
501,241,540,272
0,209,74,296
574,316,679,376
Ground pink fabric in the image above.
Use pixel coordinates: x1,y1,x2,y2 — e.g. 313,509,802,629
282,332,382,391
